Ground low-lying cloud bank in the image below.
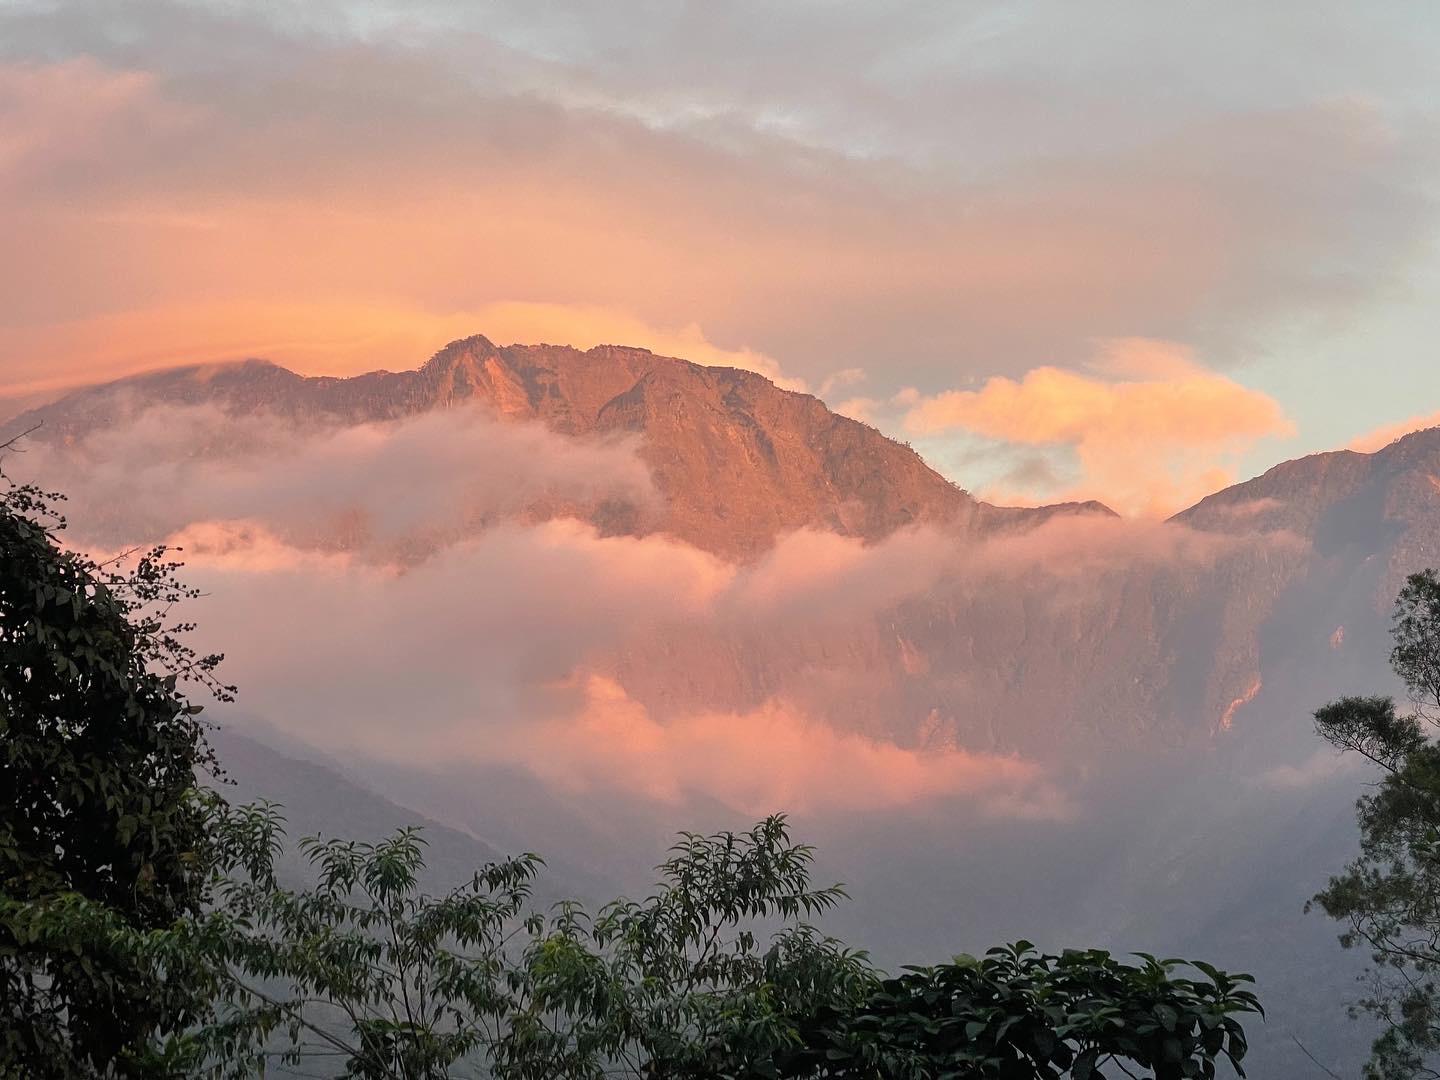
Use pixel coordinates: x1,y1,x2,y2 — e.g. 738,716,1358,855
484,674,1066,818
122,515,1064,819
24,402,658,553
18,403,1303,818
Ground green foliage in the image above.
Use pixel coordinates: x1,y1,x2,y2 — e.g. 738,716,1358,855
182,809,1265,1078
11,805,1262,1079
182,810,870,1078
767,946,1259,1080
0,464,233,1076
1392,570,1440,714
1313,569,1440,1079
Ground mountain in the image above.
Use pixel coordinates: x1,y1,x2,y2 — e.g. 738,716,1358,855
211,725,505,890
1177,427,1440,611
10,338,1440,755
2,337,1109,560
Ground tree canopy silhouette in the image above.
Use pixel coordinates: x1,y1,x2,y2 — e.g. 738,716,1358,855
1314,569,1440,1079
0,458,233,1074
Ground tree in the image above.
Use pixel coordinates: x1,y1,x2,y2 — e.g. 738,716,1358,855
160,810,1257,1079
765,946,1259,1080
1312,569,1440,1079
168,810,868,1078
0,463,233,1076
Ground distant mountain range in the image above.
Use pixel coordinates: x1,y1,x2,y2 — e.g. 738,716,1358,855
8,336,1440,758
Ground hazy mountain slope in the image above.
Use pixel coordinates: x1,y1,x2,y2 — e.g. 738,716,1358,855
1177,425,1440,609
210,725,611,904
211,725,506,888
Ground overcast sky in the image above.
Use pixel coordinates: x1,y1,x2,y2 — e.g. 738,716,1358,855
3,0,1439,513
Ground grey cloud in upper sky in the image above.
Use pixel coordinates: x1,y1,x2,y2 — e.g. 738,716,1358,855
0,1,1436,414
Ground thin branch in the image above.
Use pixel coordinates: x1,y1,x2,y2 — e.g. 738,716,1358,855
230,975,393,1078
0,421,42,459
1290,1033,1343,1080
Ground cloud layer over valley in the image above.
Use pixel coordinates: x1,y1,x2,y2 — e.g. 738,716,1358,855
22,402,1089,818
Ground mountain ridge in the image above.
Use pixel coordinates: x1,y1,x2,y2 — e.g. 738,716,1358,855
19,338,1439,536
4,336,1115,558
10,337,1440,753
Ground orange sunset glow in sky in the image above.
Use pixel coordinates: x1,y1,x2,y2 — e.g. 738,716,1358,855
4,1,1440,516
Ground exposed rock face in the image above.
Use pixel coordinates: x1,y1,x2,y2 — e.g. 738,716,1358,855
10,337,1060,559
11,338,1440,757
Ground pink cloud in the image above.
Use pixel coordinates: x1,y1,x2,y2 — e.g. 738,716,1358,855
0,58,198,184
130,519,1058,817
0,299,802,399
32,400,1303,812
0,44,1426,402
905,340,1294,517
506,674,1068,818
719,527,958,622
21,402,659,554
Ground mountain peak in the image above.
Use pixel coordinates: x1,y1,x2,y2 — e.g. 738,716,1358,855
420,334,499,371
10,336,988,557
129,356,287,384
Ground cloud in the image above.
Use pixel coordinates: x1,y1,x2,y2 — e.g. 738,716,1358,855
603,513,1305,760
0,56,198,183
964,512,1266,577
991,454,1066,496
506,674,1068,818
26,400,1078,817
122,516,1061,818
904,340,1295,517
831,398,879,424
142,517,714,741
1250,746,1362,791
817,367,866,399
0,6,1432,406
719,527,958,623
22,402,659,553
1347,409,1440,453
477,302,803,389
27,396,1315,815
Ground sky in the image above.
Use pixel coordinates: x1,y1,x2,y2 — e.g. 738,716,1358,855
3,0,1440,515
